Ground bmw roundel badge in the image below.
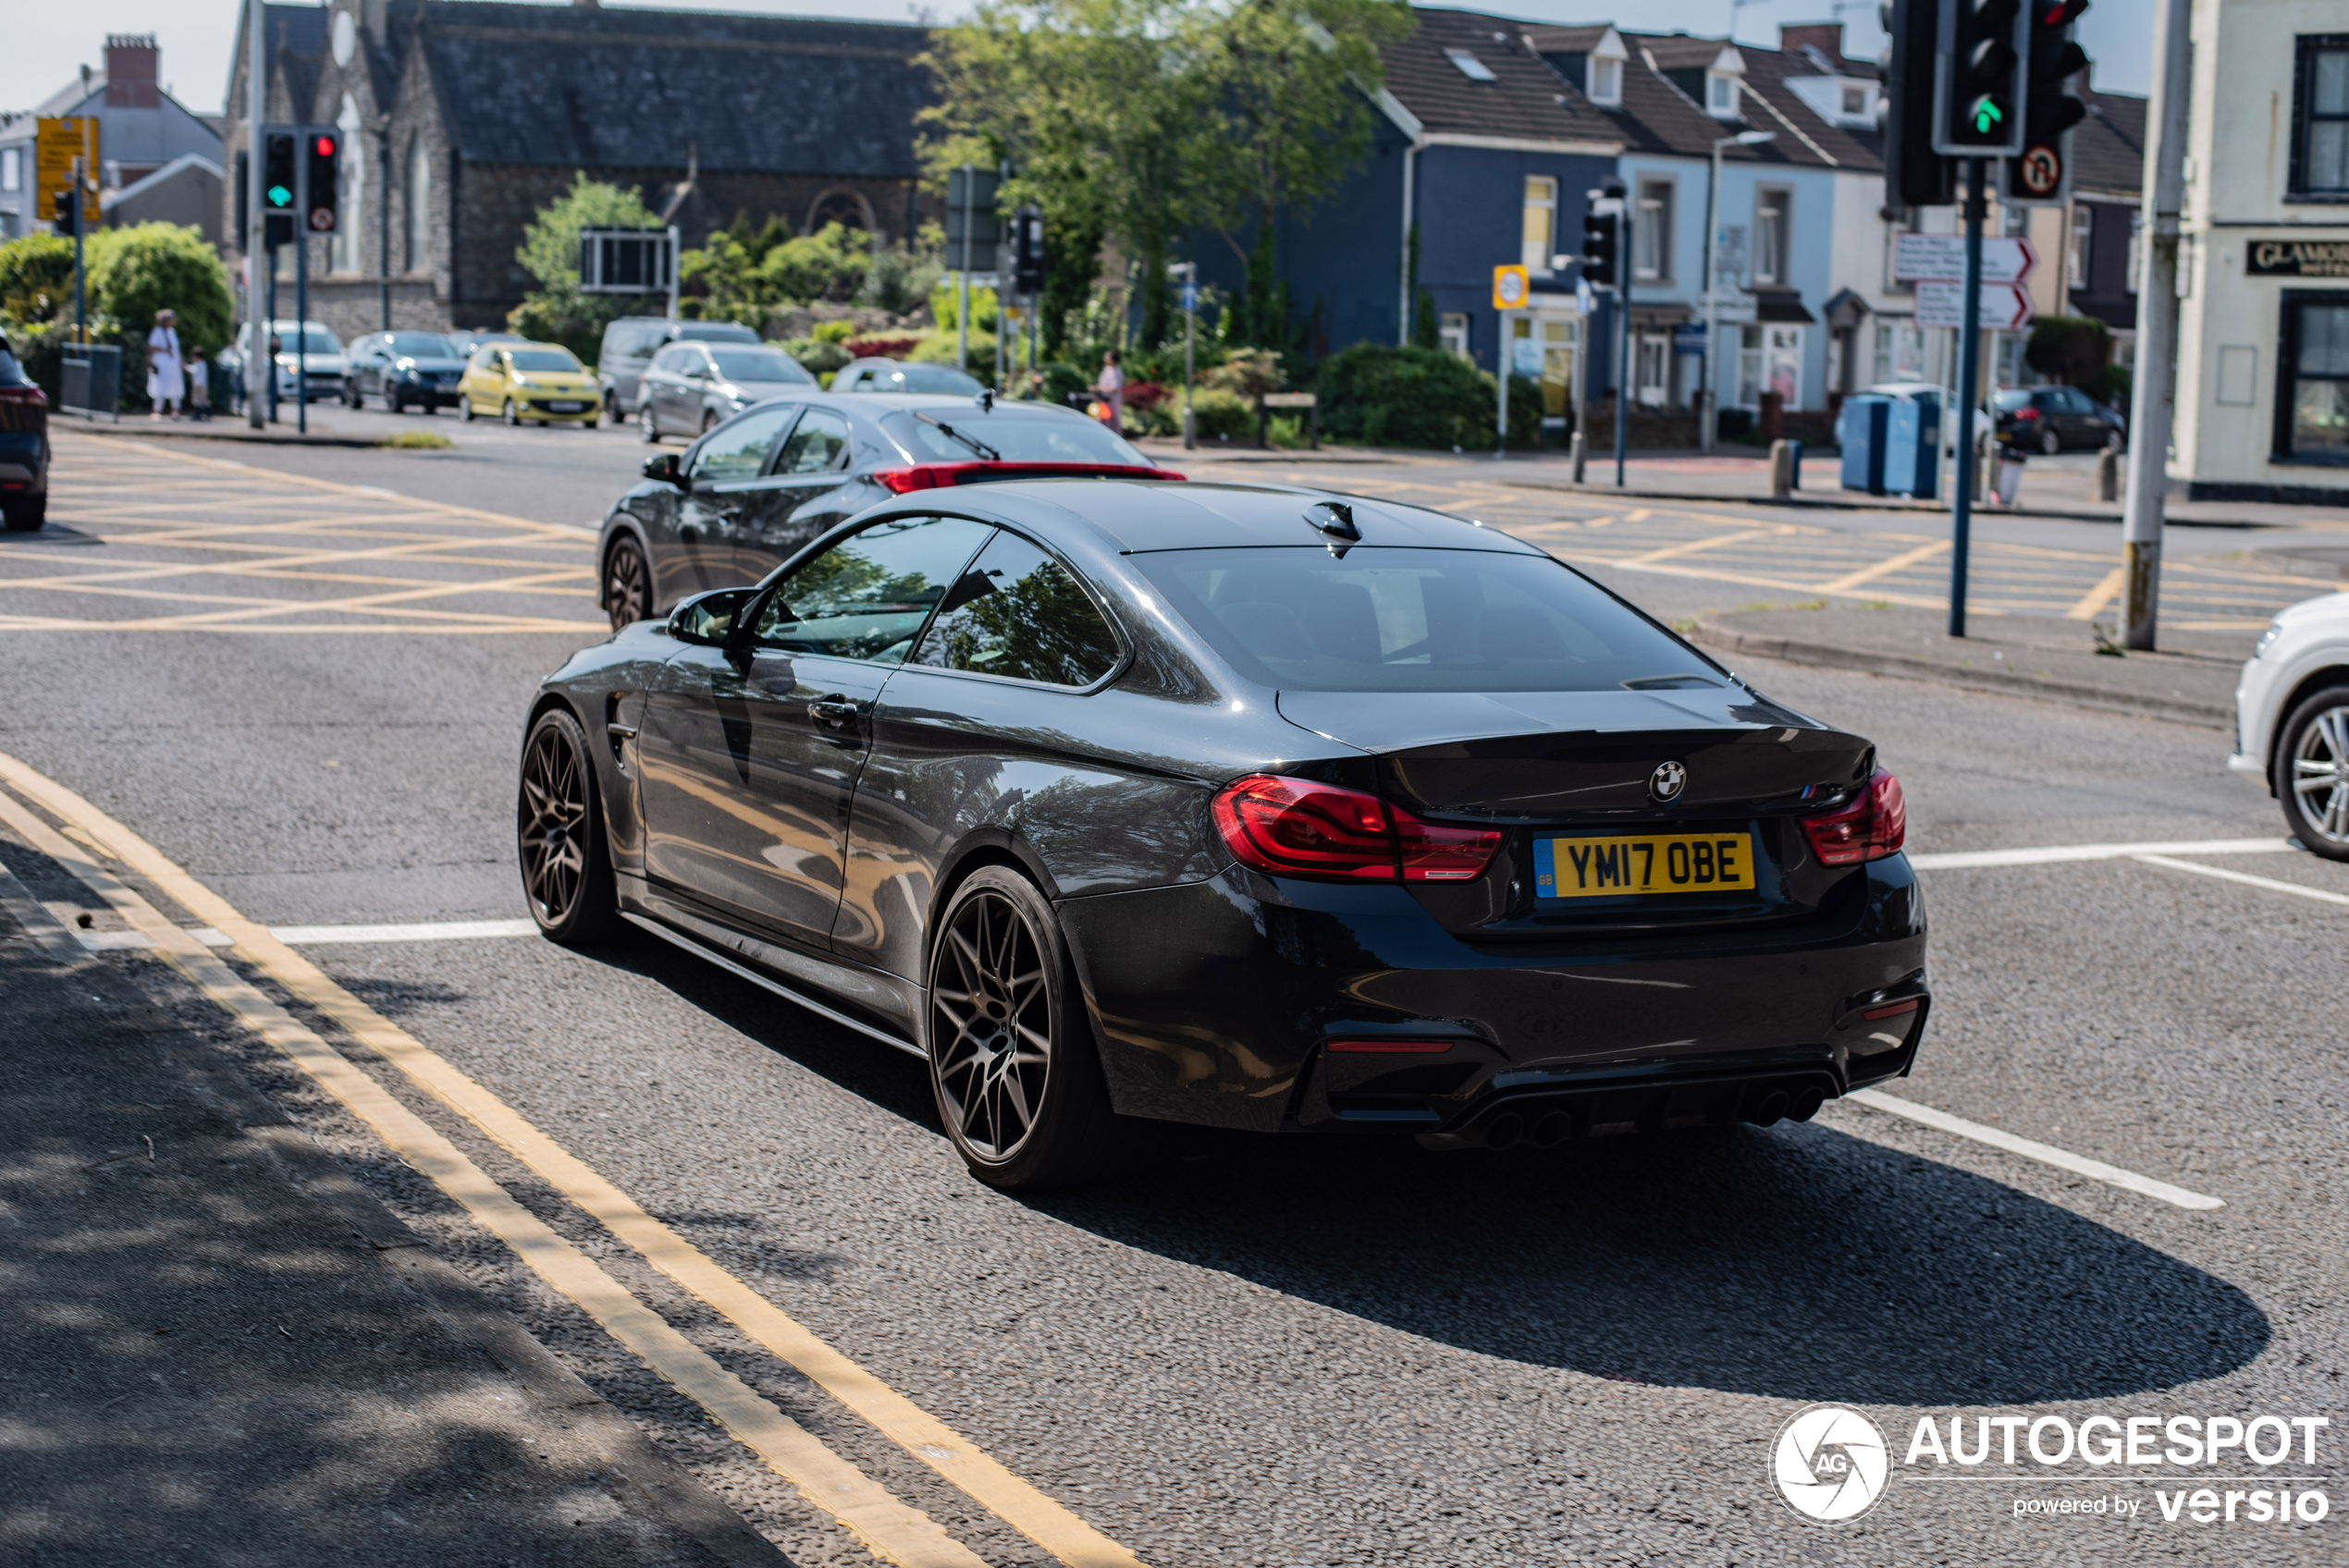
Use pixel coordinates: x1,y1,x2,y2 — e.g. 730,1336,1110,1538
1650,760,1688,802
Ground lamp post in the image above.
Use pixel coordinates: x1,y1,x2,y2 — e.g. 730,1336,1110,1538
1701,129,1775,455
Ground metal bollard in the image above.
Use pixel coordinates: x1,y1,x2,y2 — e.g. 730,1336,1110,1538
1769,438,1795,499
1569,430,1587,484
2097,442,2119,502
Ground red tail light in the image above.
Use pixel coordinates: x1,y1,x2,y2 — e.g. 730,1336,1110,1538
1211,775,1504,884
1800,768,1907,866
0,385,45,405
2014,407,2040,421
867,460,1185,495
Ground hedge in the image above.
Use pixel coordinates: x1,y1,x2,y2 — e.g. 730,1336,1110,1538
1314,343,1542,450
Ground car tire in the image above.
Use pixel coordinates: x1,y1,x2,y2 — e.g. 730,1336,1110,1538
2273,684,2349,862
517,707,624,946
387,391,405,414
460,397,475,423
503,398,521,427
925,865,1125,1191
603,536,653,631
2,494,45,532
2039,429,2060,456
640,402,660,444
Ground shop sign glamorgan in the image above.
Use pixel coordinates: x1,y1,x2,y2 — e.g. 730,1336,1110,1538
2246,239,2349,277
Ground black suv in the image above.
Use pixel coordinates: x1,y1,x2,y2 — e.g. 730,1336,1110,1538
0,334,48,532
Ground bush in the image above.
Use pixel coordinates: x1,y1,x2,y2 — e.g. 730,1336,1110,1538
843,333,921,359
2024,315,2111,388
2084,362,2133,411
1038,361,1090,409
776,337,853,378
1316,343,1538,451
1188,386,1256,441
1125,399,1181,438
0,235,76,325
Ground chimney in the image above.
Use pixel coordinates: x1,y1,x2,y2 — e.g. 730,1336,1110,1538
1776,22,1845,69
105,33,161,109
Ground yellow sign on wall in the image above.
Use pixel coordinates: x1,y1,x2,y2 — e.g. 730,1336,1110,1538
35,117,101,227
1491,264,1530,312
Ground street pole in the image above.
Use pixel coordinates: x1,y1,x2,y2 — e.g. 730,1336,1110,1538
295,137,309,436
666,226,680,322
1177,262,1197,448
245,0,266,428
1615,207,1631,487
70,156,86,351
2122,0,2192,652
1949,156,1986,638
1495,311,1509,458
1703,141,1722,455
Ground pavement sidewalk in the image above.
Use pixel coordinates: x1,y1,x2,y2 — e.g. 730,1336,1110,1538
1688,605,2251,729
56,411,402,449
0,840,782,1566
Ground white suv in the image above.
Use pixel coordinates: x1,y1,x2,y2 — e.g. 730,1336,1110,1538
2231,590,2349,860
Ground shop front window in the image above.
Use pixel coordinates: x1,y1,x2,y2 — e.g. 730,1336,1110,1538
2282,294,2349,462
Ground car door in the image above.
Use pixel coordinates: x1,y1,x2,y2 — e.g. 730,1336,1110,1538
642,345,686,434
737,407,858,583
670,404,800,599
635,514,997,949
836,527,1129,977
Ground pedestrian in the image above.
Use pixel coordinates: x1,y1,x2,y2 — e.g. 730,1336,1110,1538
1093,348,1125,435
186,346,212,422
146,309,186,419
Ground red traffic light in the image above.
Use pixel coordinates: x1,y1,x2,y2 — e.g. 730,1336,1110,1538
314,135,336,157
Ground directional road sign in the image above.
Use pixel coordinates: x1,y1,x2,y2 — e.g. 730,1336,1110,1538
1914,279,2034,331
1892,233,2035,283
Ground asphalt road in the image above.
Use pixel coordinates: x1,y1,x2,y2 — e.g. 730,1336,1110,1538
2,429,2342,1565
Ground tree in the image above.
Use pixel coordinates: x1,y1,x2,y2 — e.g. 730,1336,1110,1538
2024,315,2111,388
0,235,77,325
88,223,234,356
510,174,663,359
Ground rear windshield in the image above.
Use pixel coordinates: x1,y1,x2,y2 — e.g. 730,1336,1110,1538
859,363,984,395
1991,389,2032,410
678,323,760,343
387,333,456,359
1132,546,1706,692
898,410,1147,466
708,347,814,383
508,349,582,373
277,329,341,355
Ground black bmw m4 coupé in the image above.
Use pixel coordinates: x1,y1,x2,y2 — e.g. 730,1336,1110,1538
518,481,1927,1188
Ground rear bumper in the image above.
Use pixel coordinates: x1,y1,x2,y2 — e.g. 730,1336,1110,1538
1061,857,1928,1136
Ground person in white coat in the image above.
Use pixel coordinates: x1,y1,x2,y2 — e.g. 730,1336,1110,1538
147,309,186,418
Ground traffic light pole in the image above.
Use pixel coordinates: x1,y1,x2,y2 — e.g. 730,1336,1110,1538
294,144,309,437
2121,0,2190,652
245,0,267,429
70,158,86,351
1949,155,1985,638
1615,207,1631,488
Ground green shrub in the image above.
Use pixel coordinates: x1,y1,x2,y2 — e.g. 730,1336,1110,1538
2084,362,2132,411
2024,315,2111,388
1188,386,1256,441
1039,361,1089,409
777,337,853,377
1317,344,1540,450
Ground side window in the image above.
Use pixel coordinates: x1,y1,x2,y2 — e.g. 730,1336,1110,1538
776,409,852,474
750,516,995,664
651,345,690,374
687,405,798,484
471,346,498,371
910,531,1121,688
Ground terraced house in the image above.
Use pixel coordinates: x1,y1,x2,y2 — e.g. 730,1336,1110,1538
219,0,937,340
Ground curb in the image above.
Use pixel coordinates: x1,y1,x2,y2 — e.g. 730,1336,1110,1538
61,416,389,449
1689,619,2233,729
1498,479,2271,530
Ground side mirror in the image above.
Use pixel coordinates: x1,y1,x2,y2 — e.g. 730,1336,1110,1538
667,587,756,647
642,452,686,489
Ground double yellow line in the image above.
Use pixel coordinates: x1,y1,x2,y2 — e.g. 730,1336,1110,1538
0,751,1147,1568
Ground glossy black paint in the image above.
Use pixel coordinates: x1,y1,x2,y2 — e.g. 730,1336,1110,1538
342,331,467,411
536,479,1930,1145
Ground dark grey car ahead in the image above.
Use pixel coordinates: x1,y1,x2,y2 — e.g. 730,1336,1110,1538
343,331,469,412
596,392,1183,629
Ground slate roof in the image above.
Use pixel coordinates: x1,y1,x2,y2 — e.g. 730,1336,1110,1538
1384,9,1623,145
1731,38,1883,173
2072,88,2147,199
1523,25,1729,162
410,3,931,177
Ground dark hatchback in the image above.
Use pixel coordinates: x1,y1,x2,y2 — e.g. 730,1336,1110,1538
343,330,469,413
595,392,1183,630
526,481,1930,1189
0,335,48,531
1992,386,2125,453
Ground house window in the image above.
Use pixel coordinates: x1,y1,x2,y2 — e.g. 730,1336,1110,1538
2069,203,2092,289
404,136,428,273
2290,38,2349,196
2278,293,2349,462
1708,73,1739,116
1439,312,1471,359
1522,176,1556,275
1871,321,1926,385
2126,210,2143,294
0,148,18,191
1589,57,1623,105
1445,48,1497,82
1753,189,1789,286
1636,334,1670,405
1840,84,1866,116
1635,180,1673,281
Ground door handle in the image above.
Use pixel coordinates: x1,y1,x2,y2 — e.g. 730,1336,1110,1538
808,696,860,729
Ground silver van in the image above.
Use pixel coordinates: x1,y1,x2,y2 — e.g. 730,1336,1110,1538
596,318,760,423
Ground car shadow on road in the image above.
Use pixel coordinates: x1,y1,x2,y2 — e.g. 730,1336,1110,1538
1028,1119,2268,1408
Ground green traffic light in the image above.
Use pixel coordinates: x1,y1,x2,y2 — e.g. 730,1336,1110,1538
1971,96,2006,134
266,184,292,208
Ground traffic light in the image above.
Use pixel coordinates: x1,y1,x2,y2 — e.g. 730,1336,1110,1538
2007,0,2090,202
264,134,296,216
305,132,339,234
52,186,77,236
1011,205,1046,295
1933,0,2027,156
1882,0,1957,207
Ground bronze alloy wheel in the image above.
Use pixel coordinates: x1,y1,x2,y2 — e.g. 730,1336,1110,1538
2279,685,2349,862
926,867,1119,1188
517,709,620,942
604,537,652,631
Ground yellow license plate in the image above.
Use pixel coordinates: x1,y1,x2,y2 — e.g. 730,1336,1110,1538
1534,832,1757,899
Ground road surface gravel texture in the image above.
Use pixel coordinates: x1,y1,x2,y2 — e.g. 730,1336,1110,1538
0,424,2341,1566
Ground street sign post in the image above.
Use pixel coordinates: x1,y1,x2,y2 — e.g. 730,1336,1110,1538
1914,279,2033,331
1893,233,2034,283
34,119,100,232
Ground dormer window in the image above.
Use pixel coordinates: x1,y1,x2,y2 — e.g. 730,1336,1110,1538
1707,72,1739,116
1841,84,1866,116
1446,48,1497,82
1585,27,1629,107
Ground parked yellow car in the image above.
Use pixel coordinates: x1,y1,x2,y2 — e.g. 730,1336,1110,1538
458,342,599,426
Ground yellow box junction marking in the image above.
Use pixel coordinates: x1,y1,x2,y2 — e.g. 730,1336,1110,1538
0,751,1150,1568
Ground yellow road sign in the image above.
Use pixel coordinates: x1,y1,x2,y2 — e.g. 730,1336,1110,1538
1492,264,1530,312
35,118,100,226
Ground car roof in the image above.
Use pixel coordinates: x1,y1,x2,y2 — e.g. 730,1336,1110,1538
963,480,1550,557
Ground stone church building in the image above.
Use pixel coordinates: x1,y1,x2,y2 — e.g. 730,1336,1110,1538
222,0,937,339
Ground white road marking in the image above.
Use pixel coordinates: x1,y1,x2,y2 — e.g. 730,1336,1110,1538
68,916,539,952
1843,1089,2225,1210
1908,838,2294,870
2132,852,2349,907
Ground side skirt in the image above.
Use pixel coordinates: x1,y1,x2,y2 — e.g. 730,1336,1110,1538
618,912,927,1061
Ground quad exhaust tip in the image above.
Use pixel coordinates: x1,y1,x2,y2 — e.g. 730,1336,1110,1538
1747,1089,1790,1127
1531,1111,1574,1148
1483,1112,1525,1150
